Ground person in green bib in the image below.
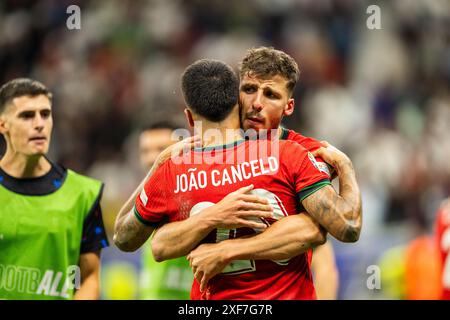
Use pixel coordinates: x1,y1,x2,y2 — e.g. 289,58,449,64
137,122,192,299
0,78,109,300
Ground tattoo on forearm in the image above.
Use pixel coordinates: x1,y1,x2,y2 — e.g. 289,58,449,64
304,160,362,242
115,215,152,250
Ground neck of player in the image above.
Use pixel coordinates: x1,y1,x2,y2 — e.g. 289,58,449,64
199,111,242,148
202,122,242,147
0,150,51,179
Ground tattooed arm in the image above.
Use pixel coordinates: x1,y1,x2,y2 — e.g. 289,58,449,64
114,136,200,252
302,143,362,242
113,169,156,252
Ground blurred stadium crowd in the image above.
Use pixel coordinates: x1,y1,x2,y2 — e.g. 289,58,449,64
0,0,449,299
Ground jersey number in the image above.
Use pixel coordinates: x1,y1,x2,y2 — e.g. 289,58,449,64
190,188,291,275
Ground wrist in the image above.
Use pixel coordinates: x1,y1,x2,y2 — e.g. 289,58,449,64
196,206,218,232
218,240,234,264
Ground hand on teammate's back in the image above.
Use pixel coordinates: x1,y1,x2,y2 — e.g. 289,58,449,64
203,184,273,230
187,242,229,292
154,135,202,166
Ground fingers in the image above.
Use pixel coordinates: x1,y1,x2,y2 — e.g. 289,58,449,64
181,135,201,152
191,262,198,277
236,218,268,230
240,202,273,213
193,136,202,148
239,210,272,220
239,194,270,205
320,140,341,153
193,268,211,292
311,147,325,157
194,269,203,284
190,135,201,147
200,274,211,292
184,135,201,142
233,184,254,195
313,141,334,157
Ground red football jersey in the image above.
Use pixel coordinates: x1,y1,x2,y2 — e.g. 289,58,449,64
280,127,323,152
280,127,332,178
435,199,450,299
135,139,330,300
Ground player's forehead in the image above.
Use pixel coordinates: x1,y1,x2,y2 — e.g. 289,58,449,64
240,73,289,90
8,94,52,114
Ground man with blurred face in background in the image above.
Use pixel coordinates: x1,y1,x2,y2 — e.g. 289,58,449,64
0,78,108,300
139,123,176,171
138,122,193,299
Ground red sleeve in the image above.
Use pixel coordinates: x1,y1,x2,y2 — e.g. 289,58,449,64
281,141,331,202
286,129,323,152
134,161,175,226
286,129,333,178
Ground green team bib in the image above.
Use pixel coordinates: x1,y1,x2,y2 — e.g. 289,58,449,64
0,170,102,300
139,242,192,300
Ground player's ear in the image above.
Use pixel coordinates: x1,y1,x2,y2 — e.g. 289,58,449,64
283,98,295,116
184,108,195,128
0,114,8,135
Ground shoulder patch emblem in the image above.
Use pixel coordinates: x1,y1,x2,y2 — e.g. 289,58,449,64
307,152,321,172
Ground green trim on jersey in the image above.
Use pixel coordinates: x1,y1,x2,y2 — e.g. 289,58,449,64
298,179,331,202
279,127,290,140
134,206,160,228
194,139,245,152
0,170,102,300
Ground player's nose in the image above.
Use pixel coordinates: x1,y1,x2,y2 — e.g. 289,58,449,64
252,92,264,112
33,114,45,131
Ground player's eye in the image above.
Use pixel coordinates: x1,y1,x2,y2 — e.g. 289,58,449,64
19,111,35,119
264,89,280,99
41,110,51,119
241,85,256,94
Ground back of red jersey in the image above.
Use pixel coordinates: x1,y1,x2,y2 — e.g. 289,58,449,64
435,199,450,299
135,138,330,300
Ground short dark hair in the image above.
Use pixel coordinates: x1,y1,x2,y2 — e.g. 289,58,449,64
181,59,239,122
239,46,300,95
0,78,52,113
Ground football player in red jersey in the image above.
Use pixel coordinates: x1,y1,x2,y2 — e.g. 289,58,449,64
114,59,361,299
154,47,340,299
238,46,339,299
435,198,450,299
